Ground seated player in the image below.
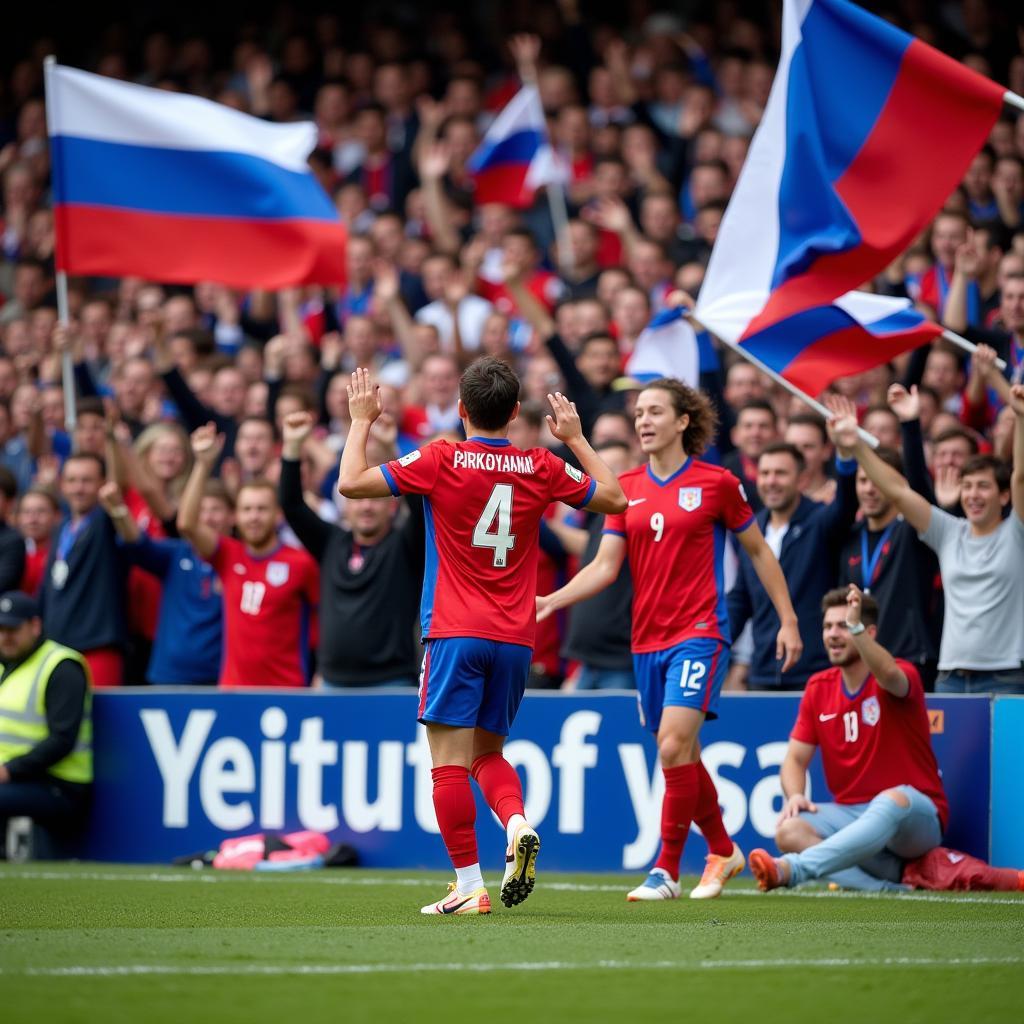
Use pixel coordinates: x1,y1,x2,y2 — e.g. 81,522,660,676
339,360,626,915
749,585,947,892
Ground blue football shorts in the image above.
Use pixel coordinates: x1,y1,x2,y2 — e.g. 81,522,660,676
632,637,730,732
418,636,533,735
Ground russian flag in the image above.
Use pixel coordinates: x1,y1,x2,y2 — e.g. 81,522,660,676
466,85,566,208
702,290,942,396
696,0,1005,343
625,307,700,387
46,63,347,289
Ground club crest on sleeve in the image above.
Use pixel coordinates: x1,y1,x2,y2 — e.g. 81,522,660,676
266,561,290,587
861,695,881,727
398,450,421,467
565,463,584,483
678,487,702,512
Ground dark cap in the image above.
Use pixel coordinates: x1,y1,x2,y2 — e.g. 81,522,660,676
0,592,40,627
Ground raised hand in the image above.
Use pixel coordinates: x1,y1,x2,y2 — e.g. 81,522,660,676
190,422,225,466
954,237,981,279
281,410,315,457
373,259,401,303
98,480,125,512
418,141,451,181
970,343,999,381
347,367,383,425
545,391,583,445
823,393,859,455
509,34,541,81
845,582,864,626
934,465,962,509
887,382,920,423
587,196,632,235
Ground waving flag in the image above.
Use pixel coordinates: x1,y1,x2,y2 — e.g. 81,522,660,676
467,85,566,208
701,291,942,395
46,63,347,289
696,0,1005,345
625,307,700,386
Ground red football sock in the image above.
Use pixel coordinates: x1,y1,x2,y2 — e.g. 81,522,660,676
982,866,1024,892
653,762,700,881
470,752,525,828
694,760,734,858
431,765,478,869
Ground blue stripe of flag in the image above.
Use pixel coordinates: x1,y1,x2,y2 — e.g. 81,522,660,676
51,135,338,221
466,129,543,174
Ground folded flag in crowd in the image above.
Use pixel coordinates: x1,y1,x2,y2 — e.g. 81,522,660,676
696,0,1006,390
625,306,700,387
466,84,567,208
704,291,943,396
46,62,347,289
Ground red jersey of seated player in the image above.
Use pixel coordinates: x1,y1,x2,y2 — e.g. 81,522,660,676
381,437,595,647
602,459,755,653
209,534,319,688
791,659,949,828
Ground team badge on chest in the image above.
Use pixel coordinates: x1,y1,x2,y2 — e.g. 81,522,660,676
861,695,881,726
265,561,290,587
678,487,702,512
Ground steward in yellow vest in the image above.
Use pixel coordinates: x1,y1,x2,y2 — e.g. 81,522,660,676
0,592,91,856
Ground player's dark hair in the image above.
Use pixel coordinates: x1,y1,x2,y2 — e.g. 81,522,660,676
961,454,1011,492
738,398,777,424
821,587,879,628
932,426,979,454
459,356,521,431
640,378,718,457
759,441,806,474
786,412,829,445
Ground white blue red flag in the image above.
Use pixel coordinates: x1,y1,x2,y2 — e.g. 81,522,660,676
466,85,566,208
696,0,1005,354
46,63,347,289
702,291,942,396
625,307,700,387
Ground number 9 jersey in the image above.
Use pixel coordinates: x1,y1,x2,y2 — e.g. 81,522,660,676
603,459,755,653
381,437,595,646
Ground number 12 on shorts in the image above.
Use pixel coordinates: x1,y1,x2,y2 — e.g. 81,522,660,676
679,659,707,692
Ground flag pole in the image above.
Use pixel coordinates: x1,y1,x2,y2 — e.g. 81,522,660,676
941,329,1008,371
546,182,575,280
43,55,77,434
690,314,880,448
1005,91,1024,114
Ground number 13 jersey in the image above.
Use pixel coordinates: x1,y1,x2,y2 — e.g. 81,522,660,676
382,437,595,646
603,459,754,653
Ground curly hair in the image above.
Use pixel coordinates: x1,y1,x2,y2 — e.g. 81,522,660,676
639,378,719,456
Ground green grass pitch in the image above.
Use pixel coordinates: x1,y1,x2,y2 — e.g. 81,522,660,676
1,863,1022,1024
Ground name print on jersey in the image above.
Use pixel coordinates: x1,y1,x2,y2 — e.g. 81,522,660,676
452,449,536,474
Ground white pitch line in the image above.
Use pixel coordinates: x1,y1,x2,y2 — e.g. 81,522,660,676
1,870,1021,906
3,956,1023,978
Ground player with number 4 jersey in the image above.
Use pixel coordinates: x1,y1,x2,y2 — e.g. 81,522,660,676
538,377,803,903
339,360,626,917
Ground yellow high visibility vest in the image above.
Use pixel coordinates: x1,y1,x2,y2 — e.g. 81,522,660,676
0,639,92,784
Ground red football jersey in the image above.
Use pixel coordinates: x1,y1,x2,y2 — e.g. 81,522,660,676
382,437,595,646
603,459,754,653
209,535,319,688
791,661,948,827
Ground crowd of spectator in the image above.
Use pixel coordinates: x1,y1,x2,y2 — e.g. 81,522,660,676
1,2,1023,694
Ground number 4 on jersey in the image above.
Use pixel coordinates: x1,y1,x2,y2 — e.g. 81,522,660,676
473,483,516,568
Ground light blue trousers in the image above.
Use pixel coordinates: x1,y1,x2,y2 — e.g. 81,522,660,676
783,786,942,892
